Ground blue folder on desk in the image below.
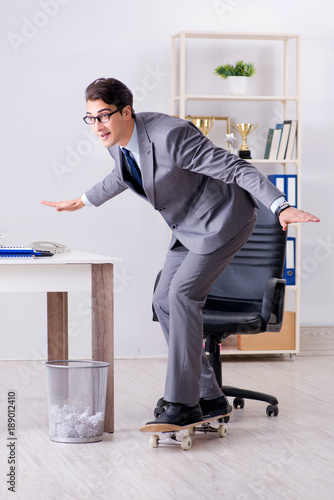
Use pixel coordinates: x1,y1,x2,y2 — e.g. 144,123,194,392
0,247,54,258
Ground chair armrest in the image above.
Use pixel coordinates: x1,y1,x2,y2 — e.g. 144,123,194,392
261,278,286,332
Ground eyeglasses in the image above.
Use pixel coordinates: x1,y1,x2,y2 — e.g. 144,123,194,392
83,109,121,125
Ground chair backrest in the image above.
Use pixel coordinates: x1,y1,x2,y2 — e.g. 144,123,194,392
205,202,287,308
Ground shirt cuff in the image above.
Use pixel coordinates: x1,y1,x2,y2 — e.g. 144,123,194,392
81,194,94,207
270,196,286,214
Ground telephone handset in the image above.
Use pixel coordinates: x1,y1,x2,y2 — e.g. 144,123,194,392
30,241,71,254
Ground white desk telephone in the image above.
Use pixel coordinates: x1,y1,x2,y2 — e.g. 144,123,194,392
30,241,71,254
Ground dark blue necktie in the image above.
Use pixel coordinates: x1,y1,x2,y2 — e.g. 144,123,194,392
123,148,143,188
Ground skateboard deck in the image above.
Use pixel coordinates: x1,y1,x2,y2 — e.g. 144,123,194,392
140,410,232,450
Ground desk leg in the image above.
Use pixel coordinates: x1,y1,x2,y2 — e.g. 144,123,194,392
47,292,68,360
91,264,114,433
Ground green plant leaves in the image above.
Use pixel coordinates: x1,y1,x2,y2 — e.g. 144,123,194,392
214,60,256,79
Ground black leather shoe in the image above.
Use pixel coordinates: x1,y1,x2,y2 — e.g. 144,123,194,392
146,403,203,427
199,394,232,418
154,394,232,419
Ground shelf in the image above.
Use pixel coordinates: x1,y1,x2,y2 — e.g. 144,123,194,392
172,31,301,356
219,348,298,356
172,31,300,41
251,159,299,164
174,95,299,102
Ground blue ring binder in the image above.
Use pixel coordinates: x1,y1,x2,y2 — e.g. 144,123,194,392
0,247,54,258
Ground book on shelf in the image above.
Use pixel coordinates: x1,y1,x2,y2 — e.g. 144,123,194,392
264,120,298,161
264,129,274,159
277,121,291,160
275,123,284,152
285,120,298,160
268,128,282,160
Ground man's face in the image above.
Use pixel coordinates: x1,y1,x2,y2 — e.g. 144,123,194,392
85,99,133,148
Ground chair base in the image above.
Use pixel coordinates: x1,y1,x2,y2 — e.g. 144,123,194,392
222,385,279,416
222,385,278,406
205,336,279,416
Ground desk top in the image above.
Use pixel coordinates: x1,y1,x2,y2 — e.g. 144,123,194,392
0,250,123,266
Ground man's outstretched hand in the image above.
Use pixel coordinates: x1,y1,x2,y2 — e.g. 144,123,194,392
279,207,320,231
41,198,84,212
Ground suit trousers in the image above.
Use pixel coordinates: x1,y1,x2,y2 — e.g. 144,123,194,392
153,216,256,406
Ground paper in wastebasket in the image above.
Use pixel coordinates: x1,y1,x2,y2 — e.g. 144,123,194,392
50,401,104,439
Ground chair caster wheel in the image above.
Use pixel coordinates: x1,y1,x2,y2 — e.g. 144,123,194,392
266,404,279,417
233,397,245,409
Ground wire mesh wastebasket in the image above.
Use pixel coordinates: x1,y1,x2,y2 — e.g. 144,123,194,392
45,360,110,443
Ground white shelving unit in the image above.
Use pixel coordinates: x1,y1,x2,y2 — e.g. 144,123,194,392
171,31,301,357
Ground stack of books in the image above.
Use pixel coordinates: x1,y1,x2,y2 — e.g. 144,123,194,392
264,120,298,161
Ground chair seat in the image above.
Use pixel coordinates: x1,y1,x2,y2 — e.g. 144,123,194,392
202,310,263,335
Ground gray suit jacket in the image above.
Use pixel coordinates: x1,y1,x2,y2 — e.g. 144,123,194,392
85,112,283,254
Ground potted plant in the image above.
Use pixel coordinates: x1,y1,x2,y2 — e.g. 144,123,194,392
214,60,256,95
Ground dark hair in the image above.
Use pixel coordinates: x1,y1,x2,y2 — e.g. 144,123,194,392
85,78,135,118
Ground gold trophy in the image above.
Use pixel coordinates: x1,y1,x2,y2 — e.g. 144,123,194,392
186,116,215,136
231,122,258,159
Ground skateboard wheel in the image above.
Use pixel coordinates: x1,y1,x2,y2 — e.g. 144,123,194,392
181,436,192,450
218,424,227,438
149,434,160,448
188,426,196,436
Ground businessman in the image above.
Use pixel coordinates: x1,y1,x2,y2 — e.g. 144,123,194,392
42,78,319,428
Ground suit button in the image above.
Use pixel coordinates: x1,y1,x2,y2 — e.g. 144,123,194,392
171,224,178,230
158,207,166,212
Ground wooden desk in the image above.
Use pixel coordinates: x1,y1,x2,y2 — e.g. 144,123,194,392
0,250,123,433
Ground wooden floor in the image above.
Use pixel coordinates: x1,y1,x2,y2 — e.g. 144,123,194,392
1,328,334,500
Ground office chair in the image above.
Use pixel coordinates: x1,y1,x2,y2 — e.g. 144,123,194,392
153,202,287,418
203,201,287,417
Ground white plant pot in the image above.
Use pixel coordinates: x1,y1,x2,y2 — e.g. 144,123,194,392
228,76,248,96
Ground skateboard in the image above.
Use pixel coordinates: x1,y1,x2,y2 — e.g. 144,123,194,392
139,411,232,450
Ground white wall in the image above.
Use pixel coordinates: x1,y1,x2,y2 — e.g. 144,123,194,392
0,0,332,360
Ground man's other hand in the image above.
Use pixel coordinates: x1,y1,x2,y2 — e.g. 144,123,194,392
279,207,320,231
41,198,84,212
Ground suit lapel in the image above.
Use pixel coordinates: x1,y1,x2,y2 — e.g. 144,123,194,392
136,114,155,207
